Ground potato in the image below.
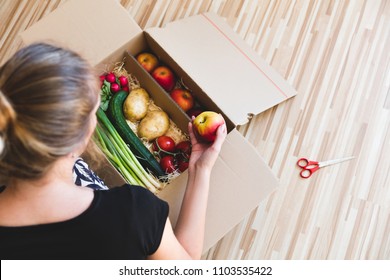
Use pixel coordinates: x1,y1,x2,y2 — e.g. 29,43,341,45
123,88,149,122
138,110,170,141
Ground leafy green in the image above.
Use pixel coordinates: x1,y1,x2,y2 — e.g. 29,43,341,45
100,80,112,111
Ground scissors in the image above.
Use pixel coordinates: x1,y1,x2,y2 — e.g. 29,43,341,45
297,156,355,178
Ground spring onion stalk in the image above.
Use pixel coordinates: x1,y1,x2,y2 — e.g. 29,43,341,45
96,124,159,192
97,109,159,189
95,109,161,192
95,125,141,186
97,108,156,184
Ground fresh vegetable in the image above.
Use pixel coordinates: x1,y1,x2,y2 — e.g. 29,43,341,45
177,156,189,172
153,135,176,156
123,88,150,122
105,72,116,83
137,110,170,141
100,72,129,111
110,83,120,93
175,140,191,172
175,141,191,159
152,138,191,173
118,75,128,87
159,155,177,174
99,75,106,86
100,79,112,111
106,90,165,179
95,108,161,192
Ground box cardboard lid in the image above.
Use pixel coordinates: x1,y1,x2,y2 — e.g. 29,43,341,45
18,0,282,252
158,129,279,252
147,12,296,125
20,0,142,66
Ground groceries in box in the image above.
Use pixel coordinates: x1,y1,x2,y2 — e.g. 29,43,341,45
20,0,296,252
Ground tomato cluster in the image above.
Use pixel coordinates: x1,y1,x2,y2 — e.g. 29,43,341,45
153,136,191,174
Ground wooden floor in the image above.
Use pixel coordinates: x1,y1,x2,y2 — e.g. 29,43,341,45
1,0,389,260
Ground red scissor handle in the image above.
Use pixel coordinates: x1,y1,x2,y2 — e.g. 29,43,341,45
297,158,319,168
297,158,320,178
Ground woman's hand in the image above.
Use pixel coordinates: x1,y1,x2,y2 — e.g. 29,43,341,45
159,116,227,259
187,116,227,173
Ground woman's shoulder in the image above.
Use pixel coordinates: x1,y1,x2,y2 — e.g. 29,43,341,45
96,185,168,232
101,184,150,196
97,184,167,209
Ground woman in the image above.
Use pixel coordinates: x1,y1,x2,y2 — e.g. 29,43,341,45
0,43,226,259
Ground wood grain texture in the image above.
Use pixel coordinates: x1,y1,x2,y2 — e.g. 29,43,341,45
1,0,389,259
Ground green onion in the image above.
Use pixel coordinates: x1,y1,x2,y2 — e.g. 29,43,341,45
94,108,161,193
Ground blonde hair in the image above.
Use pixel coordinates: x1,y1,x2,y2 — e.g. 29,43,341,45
0,43,99,181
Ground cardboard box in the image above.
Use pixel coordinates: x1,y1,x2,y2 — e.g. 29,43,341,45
21,0,296,252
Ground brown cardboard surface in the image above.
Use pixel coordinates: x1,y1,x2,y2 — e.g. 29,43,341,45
159,129,279,251
19,0,292,253
143,32,236,131
21,0,142,66
147,12,296,125
124,52,189,132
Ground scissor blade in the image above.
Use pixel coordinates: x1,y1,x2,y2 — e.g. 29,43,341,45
319,156,355,167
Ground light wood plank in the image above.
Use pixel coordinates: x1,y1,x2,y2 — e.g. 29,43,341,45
1,0,389,259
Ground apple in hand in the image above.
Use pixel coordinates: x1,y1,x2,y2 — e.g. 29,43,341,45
136,52,159,73
152,66,176,92
170,89,194,112
193,111,225,142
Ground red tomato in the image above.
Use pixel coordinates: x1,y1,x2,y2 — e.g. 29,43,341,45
159,155,177,174
177,155,189,172
153,136,176,154
175,141,191,160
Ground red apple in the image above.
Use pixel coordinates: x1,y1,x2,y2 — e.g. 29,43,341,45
170,89,194,112
187,108,203,119
152,66,176,92
136,52,159,73
193,111,225,142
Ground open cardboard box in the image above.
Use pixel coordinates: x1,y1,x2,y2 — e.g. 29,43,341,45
20,0,296,252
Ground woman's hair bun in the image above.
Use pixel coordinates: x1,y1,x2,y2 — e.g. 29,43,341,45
0,43,99,180
0,89,16,126
0,89,16,155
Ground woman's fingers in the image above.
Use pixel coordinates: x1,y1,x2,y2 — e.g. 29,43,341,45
211,122,227,151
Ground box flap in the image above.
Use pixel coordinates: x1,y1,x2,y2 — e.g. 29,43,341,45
147,12,296,125
20,0,142,66
158,129,279,252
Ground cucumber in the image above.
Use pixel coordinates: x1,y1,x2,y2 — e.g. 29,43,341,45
106,90,165,179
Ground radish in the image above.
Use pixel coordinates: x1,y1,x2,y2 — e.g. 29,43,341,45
105,72,116,83
118,76,128,87
99,75,106,86
110,83,120,93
